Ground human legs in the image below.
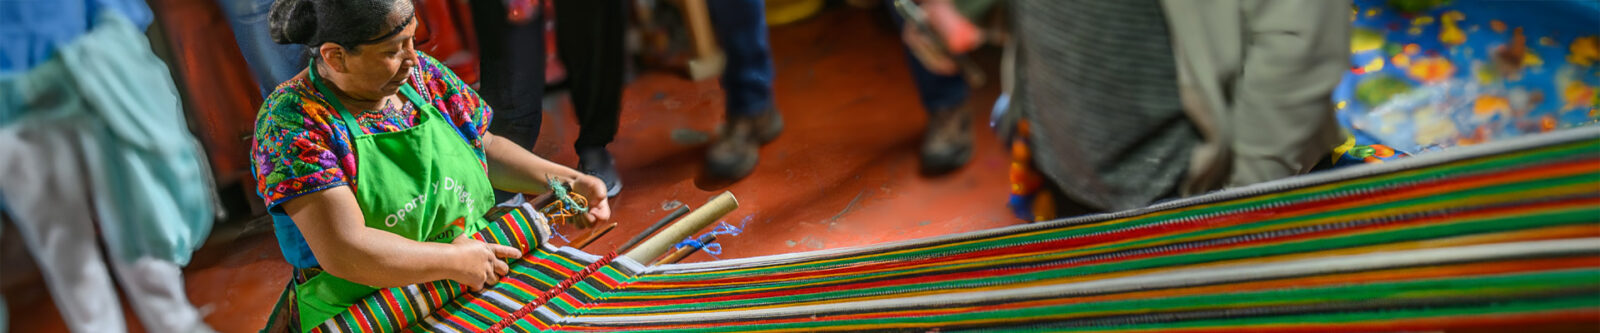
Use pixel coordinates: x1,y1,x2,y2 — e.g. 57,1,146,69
216,0,306,97
704,0,784,180
0,119,129,333
554,0,627,196
888,0,974,174
472,0,548,203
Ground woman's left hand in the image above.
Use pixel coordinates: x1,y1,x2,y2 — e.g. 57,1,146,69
573,175,612,227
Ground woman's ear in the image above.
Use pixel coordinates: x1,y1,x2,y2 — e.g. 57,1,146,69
319,44,347,72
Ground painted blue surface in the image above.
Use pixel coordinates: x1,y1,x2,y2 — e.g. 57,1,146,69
1335,0,1600,159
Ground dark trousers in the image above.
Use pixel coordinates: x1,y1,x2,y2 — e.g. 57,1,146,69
472,0,546,150
473,0,626,151
708,0,777,116
474,0,626,202
886,0,969,113
474,0,546,204
555,0,627,150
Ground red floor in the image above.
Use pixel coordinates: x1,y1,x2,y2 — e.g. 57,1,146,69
5,7,1019,332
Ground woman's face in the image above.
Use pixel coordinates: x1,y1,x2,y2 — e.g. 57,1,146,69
326,9,419,100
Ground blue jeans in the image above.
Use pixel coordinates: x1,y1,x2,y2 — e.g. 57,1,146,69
708,0,775,116
216,0,305,98
887,0,969,113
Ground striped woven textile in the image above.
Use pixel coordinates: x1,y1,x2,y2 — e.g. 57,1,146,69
317,128,1600,332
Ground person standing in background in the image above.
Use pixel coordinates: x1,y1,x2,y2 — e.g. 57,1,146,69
0,0,217,331
217,0,307,98
472,0,626,199
554,0,628,196
703,0,785,180
470,0,553,203
907,0,1348,217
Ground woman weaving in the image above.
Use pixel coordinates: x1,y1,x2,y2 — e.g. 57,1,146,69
250,0,610,330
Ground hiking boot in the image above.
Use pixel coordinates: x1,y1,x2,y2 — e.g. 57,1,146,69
577,146,623,197
707,109,783,179
921,105,974,174
752,108,784,144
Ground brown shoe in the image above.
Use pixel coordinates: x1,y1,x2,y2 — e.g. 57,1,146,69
707,109,783,180
921,106,973,174
753,108,784,144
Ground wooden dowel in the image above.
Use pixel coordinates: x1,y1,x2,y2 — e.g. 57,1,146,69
624,191,738,263
617,204,691,253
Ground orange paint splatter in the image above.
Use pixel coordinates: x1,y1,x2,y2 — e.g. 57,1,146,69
1408,57,1457,83
1458,128,1490,146
1490,20,1507,33
1473,95,1511,118
1568,36,1599,66
1392,54,1412,68
1370,145,1396,158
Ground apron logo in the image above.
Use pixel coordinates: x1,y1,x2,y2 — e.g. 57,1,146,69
385,187,430,227
384,176,477,227
428,217,470,242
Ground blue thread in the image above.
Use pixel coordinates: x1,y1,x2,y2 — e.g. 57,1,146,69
670,215,755,257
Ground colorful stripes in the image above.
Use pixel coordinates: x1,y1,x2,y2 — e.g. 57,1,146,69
321,129,1600,332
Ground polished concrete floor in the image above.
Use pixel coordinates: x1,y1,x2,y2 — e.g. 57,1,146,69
6,7,1022,332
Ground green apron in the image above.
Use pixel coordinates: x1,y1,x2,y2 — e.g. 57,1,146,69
293,63,496,331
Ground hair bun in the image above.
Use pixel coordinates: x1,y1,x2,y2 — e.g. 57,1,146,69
268,0,318,44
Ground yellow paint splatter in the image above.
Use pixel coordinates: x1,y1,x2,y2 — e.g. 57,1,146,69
1476,65,1496,84
1439,11,1466,46
1523,50,1543,66
1412,16,1435,26
1363,58,1386,73
1331,135,1356,161
1568,36,1599,67
1563,81,1597,110
1337,101,1348,110
1352,29,1385,53
1366,8,1381,17
1490,20,1507,33
1540,37,1557,46
1409,27,1425,36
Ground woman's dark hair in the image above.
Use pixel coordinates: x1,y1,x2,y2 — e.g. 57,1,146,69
268,0,414,56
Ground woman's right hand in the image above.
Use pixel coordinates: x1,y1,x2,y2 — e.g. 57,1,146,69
449,235,523,291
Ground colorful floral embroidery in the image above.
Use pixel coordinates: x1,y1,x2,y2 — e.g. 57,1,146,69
251,51,492,207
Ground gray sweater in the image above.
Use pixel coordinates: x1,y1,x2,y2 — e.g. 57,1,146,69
1003,0,1350,211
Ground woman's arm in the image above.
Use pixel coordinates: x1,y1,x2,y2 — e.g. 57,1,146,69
283,186,521,290
483,133,613,224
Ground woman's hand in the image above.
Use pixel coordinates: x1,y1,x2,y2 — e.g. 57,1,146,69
448,235,523,291
572,175,612,227
481,132,611,226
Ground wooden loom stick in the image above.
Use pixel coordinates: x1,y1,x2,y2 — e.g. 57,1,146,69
624,191,738,263
570,222,617,249
653,234,717,265
617,205,692,253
